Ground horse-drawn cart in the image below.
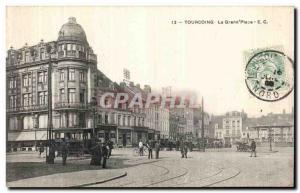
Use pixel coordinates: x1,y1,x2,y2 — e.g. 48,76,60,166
236,142,251,152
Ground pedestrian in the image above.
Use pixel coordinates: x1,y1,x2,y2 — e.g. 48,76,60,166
155,140,160,159
146,140,153,159
250,139,257,157
90,139,102,166
102,141,109,168
180,141,184,158
61,138,69,165
139,140,144,156
183,142,188,158
108,140,113,158
39,143,44,157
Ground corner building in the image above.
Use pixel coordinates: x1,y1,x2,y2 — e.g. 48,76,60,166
6,17,147,150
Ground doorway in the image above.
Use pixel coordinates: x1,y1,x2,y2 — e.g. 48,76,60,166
122,134,127,147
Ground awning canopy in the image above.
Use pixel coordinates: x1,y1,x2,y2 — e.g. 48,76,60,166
8,131,47,141
118,126,133,130
133,126,149,132
97,124,117,130
53,128,92,133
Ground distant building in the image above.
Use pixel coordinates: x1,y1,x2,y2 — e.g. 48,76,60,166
222,111,247,145
210,115,224,140
242,110,294,145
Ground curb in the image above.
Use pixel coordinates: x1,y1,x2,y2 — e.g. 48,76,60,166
71,172,127,187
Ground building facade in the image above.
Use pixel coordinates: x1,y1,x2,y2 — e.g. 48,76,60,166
6,17,149,150
242,110,294,145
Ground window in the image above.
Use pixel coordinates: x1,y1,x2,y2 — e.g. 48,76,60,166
80,90,85,103
28,93,32,106
98,114,103,124
67,44,71,50
117,115,121,125
38,114,48,128
60,89,65,101
9,77,16,89
79,113,85,127
68,88,76,103
22,74,31,87
60,69,64,81
142,118,144,126
68,113,77,127
127,116,131,126
23,116,34,130
9,95,17,108
122,116,125,126
25,52,30,63
79,71,85,82
38,71,47,83
40,48,45,60
68,69,75,81
105,114,108,124
60,113,66,128
38,91,47,105
9,117,18,130
23,94,28,106
23,75,27,87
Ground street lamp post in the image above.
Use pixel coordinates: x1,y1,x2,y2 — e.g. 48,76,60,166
90,97,97,138
46,44,55,164
201,97,205,152
268,128,272,152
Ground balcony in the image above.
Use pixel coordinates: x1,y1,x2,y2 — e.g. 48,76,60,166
58,50,89,61
7,104,48,113
54,102,89,110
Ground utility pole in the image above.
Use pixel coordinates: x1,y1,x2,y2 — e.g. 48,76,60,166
201,97,205,152
268,127,272,152
46,44,55,164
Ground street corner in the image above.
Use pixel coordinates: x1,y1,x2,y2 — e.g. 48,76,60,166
7,168,127,188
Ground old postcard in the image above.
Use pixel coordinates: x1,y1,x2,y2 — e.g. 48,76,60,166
6,6,294,188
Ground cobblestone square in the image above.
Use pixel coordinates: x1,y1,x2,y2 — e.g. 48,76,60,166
7,147,294,187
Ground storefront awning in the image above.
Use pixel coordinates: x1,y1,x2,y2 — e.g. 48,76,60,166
133,126,149,132
118,126,133,130
53,128,92,133
97,124,117,130
8,131,47,141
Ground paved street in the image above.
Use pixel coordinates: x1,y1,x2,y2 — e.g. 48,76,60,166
7,147,294,187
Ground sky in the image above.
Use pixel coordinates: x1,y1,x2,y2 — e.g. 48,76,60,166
6,6,294,117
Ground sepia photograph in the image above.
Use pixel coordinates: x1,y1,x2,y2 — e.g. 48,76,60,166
5,6,295,188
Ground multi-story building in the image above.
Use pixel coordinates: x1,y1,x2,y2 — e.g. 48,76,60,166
211,111,246,145
221,111,247,145
6,17,149,150
242,110,294,145
211,115,225,140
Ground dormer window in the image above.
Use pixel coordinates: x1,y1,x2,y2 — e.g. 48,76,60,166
25,52,30,63
40,48,45,60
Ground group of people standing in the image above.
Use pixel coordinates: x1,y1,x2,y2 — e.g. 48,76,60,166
138,140,190,159
90,139,114,168
38,138,114,168
139,140,160,159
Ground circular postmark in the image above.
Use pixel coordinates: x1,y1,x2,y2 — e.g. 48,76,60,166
245,50,294,102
